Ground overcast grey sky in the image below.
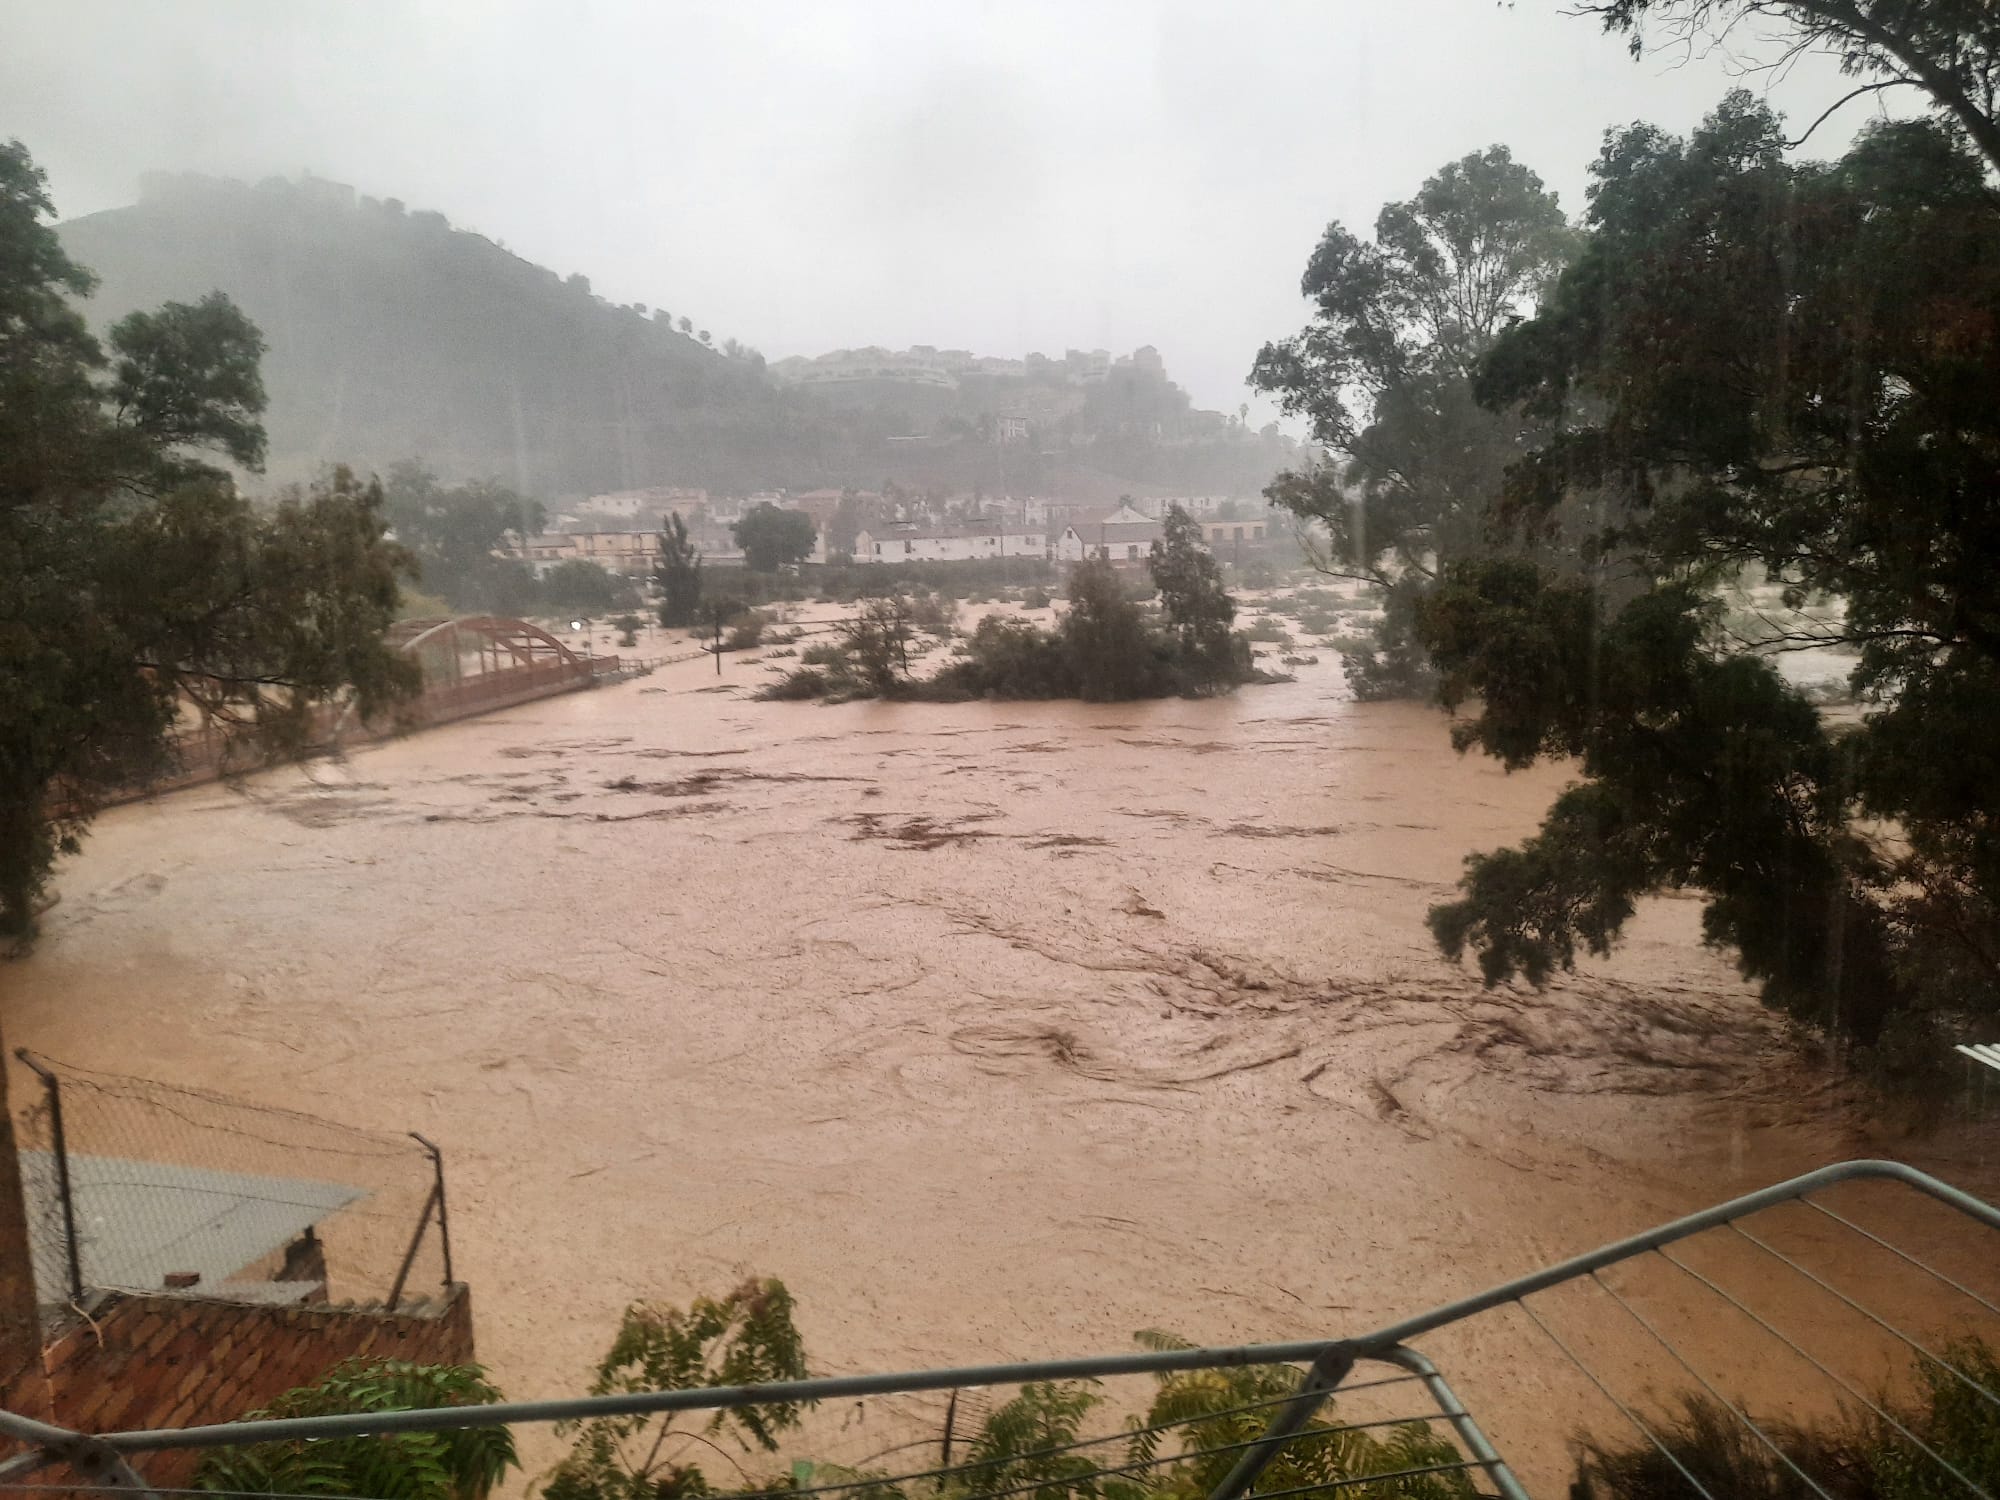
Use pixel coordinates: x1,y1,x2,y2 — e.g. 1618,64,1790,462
6,1,1897,418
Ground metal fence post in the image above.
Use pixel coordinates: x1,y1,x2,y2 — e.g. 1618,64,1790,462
410,1133,453,1286
1202,1342,1355,1500
385,1184,438,1312
14,1052,82,1304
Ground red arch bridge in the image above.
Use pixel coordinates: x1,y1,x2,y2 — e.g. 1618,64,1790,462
144,616,638,799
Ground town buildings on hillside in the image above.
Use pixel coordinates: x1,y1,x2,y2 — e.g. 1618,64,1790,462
515,531,658,578
512,528,745,578
1057,505,1163,565
856,524,1047,563
511,493,1277,579
1201,516,1271,547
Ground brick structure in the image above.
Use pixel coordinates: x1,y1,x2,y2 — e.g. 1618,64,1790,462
1,1285,475,1488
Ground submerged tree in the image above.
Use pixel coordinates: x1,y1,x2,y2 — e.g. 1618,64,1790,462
841,595,915,694
1062,556,1171,702
0,138,417,941
1251,146,1572,700
1418,95,2000,1051
655,511,704,627
542,559,624,615
1149,506,1245,692
732,502,816,573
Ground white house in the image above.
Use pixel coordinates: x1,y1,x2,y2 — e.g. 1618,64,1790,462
1200,516,1271,548
1056,504,1162,565
856,526,1047,563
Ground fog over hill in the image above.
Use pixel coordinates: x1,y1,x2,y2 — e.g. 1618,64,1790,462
60,172,1299,503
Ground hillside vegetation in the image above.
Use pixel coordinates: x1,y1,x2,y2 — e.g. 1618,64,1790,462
59,173,1293,500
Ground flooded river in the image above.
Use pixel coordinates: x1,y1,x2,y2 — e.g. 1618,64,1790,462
10,612,1999,1490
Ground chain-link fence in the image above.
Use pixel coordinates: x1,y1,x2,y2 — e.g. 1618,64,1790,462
11,1050,449,1316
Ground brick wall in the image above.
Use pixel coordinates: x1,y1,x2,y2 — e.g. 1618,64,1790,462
1,1285,475,1489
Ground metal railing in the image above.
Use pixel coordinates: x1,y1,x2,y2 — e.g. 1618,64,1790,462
4,1159,1999,1499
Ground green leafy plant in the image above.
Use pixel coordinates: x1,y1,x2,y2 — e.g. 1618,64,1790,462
191,1360,515,1500
1417,93,2000,1049
1253,146,1574,701
542,1278,809,1500
1123,1334,1473,1500
0,141,422,940
1149,507,1248,694
1571,1338,2000,1499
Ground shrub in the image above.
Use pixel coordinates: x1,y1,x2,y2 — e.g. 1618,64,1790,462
841,596,916,693
1570,1339,2000,1500
906,590,955,636
1242,616,1293,644
931,616,1078,699
800,641,845,667
1022,587,1052,609
724,609,771,650
1230,557,1279,590
1062,556,1175,701
759,668,835,700
192,1361,515,1500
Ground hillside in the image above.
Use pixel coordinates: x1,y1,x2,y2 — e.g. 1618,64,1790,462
59,173,1296,501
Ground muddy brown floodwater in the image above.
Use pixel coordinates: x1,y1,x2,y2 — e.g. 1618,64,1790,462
10,612,2000,1493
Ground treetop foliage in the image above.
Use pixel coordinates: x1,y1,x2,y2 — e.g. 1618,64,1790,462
0,139,419,940
1581,1,2000,173
1418,88,2000,1051
1252,145,1573,700
544,1282,1469,1500
733,503,817,573
655,511,705,627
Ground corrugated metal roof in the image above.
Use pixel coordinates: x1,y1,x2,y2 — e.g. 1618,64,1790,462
19,1150,363,1302
1070,522,1161,544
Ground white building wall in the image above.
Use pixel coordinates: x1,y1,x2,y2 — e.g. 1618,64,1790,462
859,532,1047,563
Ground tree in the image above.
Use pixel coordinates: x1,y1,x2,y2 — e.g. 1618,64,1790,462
840,596,916,694
827,488,867,557
0,138,418,940
542,1284,1472,1500
677,316,692,334
1250,147,1572,699
379,462,544,612
654,512,704,626
543,1279,809,1500
1583,1,2000,172
732,502,816,572
542,559,621,615
1149,506,1245,692
1061,557,1170,702
1417,95,2000,1051
191,1360,515,1500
